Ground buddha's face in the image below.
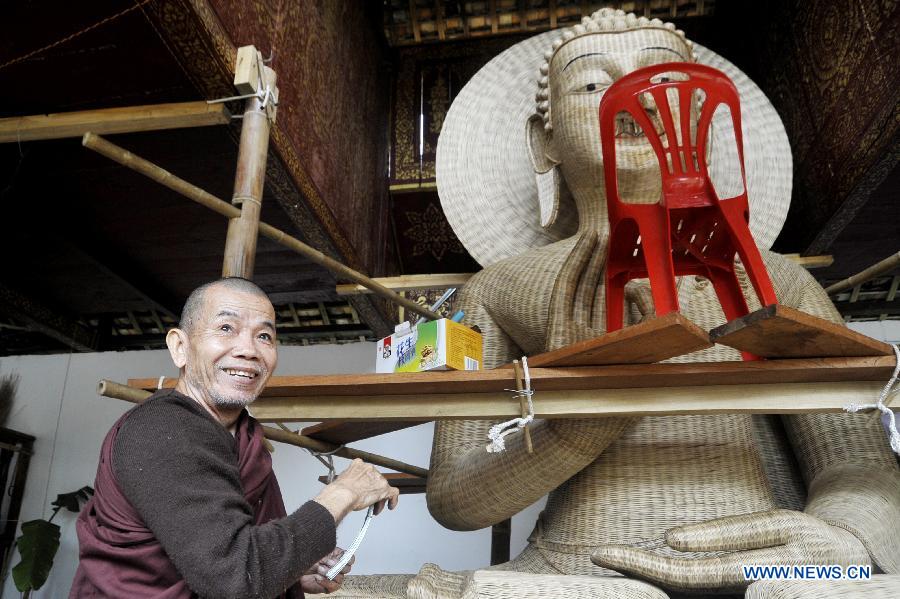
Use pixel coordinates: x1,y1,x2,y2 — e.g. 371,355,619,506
547,28,693,198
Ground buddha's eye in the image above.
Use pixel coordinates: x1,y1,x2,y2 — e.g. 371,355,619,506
578,82,607,93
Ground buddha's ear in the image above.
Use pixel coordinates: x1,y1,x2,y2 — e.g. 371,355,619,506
527,114,561,229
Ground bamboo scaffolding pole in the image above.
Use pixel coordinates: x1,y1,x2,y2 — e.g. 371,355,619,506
97,379,428,478
82,133,441,321
825,251,900,295
0,102,229,143
222,57,274,278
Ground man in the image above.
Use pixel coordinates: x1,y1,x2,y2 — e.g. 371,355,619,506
72,277,399,598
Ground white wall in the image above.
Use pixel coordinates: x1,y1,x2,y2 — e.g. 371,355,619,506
847,320,900,344
0,343,543,598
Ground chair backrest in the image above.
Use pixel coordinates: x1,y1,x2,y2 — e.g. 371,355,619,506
598,62,748,211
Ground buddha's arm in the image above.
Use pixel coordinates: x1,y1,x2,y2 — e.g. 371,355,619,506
425,292,631,531
776,258,900,572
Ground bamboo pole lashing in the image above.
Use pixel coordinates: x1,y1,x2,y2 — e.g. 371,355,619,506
81,133,442,321
97,379,428,478
512,360,533,453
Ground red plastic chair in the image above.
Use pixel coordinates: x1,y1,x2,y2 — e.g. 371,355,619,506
599,62,777,356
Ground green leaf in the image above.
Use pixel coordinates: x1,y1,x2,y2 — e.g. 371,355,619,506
51,486,94,513
12,519,60,592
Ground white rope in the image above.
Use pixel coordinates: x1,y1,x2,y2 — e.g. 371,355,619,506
305,444,345,483
207,51,277,116
486,356,535,453
844,343,900,455
325,505,374,580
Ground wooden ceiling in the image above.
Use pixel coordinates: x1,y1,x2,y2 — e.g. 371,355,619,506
0,0,896,356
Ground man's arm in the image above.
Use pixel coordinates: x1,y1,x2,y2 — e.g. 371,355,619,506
114,399,336,599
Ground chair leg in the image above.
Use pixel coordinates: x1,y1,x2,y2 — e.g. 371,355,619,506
605,272,628,331
706,266,759,361
639,221,680,319
718,202,778,307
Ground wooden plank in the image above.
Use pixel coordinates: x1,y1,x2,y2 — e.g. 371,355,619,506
336,273,474,295
317,472,426,494
131,355,896,398
301,421,421,445
522,313,712,367
782,254,834,269
248,380,886,422
0,102,230,143
710,305,893,358
233,45,262,94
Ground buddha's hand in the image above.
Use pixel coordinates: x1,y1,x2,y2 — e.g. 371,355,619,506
547,230,608,350
591,509,870,594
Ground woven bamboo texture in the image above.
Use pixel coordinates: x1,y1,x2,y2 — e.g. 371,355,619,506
331,8,899,598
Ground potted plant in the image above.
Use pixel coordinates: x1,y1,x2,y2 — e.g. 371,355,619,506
12,487,93,598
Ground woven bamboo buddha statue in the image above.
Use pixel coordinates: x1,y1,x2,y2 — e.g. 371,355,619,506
337,9,899,599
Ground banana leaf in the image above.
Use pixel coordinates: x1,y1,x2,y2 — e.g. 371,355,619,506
12,519,60,592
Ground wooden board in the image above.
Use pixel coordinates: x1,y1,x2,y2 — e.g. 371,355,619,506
710,305,893,358
0,102,230,143
131,356,895,398
301,421,422,445
318,473,426,494
249,380,886,422
516,313,712,368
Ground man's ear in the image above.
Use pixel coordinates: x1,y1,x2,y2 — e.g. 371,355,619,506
165,328,189,369
527,114,562,228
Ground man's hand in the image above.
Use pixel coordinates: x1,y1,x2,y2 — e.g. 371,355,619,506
313,459,400,524
591,509,870,593
301,548,355,594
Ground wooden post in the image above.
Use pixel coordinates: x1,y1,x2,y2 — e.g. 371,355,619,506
222,48,276,278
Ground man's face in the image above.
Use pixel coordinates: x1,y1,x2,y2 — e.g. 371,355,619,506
548,28,692,195
181,286,277,410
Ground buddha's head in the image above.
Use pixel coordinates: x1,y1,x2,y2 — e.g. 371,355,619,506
528,9,695,230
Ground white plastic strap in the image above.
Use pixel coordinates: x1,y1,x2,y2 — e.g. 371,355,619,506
844,343,900,455
486,356,535,453
325,506,374,580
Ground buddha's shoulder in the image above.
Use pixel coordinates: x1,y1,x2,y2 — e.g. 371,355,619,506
463,238,578,298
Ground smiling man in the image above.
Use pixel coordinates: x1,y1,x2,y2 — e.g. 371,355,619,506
71,278,399,599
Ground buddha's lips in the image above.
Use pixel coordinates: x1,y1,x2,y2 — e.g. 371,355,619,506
613,113,672,146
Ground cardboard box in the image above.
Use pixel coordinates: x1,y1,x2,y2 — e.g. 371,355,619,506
376,319,482,373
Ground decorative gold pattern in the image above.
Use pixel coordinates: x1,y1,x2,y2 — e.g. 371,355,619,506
403,202,467,261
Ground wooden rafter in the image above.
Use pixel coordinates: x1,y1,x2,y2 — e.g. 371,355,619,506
0,282,96,351
64,239,181,319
